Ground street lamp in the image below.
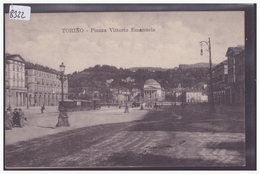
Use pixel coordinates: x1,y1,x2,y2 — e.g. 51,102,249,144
59,62,66,102
200,37,216,113
173,91,176,106
56,62,70,127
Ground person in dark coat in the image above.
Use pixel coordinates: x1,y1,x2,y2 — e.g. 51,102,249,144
18,108,25,127
41,105,45,114
5,108,13,130
124,101,129,113
13,108,20,126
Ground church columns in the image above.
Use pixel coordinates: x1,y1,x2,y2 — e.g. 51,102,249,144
144,90,156,98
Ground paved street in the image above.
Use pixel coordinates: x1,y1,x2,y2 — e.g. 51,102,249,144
5,104,245,168
5,106,148,145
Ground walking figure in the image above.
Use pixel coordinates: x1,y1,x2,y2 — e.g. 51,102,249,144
41,105,45,114
13,108,20,126
124,101,129,113
18,108,25,128
5,108,14,130
154,102,158,109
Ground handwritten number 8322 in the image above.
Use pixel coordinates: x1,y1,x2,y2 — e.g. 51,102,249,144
10,9,26,19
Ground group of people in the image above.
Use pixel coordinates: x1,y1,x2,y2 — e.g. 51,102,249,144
5,107,26,130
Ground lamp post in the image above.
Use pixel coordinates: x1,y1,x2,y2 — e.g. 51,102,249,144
173,91,176,106
200,37,216,113
56,62,70,127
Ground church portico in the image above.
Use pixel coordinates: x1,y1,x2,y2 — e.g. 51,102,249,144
144,89,159,98
142,79,165,103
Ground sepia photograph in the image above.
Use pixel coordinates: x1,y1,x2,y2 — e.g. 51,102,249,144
3,4,256,169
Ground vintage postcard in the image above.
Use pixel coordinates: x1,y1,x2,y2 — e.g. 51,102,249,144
4,4,256,169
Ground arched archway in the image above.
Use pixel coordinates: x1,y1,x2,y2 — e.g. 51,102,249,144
29,94,32,106
48,94,50,106
34,94,37,106
56,95,58,105
43,95,46,106
52,94,54,106
39,95,42,106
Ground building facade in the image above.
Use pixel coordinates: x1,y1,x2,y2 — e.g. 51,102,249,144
225,46,245,104
121,77,135,83
5,54,27,108
211,60,228,104
186,90,208,103
25,63,68,107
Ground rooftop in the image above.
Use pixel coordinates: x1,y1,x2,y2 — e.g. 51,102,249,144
144,79,160,85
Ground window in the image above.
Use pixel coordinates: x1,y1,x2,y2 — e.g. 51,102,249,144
17,73,19,79
17,66,19,71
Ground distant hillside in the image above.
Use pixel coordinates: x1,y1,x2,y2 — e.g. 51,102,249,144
187,62,217,68
128,62,217,71
128,67,167,72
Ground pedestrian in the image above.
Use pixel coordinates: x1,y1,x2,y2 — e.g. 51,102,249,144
41,105,45,114
18,108,25,127
124,101,129,113
93,101,96,110
154,102,158,109
13,108,20,127
5,108,14,130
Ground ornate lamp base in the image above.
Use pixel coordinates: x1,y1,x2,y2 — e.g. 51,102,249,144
56,111,70,127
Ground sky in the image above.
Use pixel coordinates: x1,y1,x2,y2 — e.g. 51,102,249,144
5,11,244,74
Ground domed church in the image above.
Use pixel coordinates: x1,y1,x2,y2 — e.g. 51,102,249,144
143,79,165,102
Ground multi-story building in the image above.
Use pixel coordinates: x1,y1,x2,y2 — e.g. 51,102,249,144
121,77,135,83
5,54,27,108
172,83,208,103
210,60,228,104
25,62,68,107
185,90,208,103
225,46,245,104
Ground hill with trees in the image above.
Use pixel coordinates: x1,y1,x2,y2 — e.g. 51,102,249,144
68,64,210,100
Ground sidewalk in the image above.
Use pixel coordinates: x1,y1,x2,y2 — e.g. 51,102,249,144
5,107,149,145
